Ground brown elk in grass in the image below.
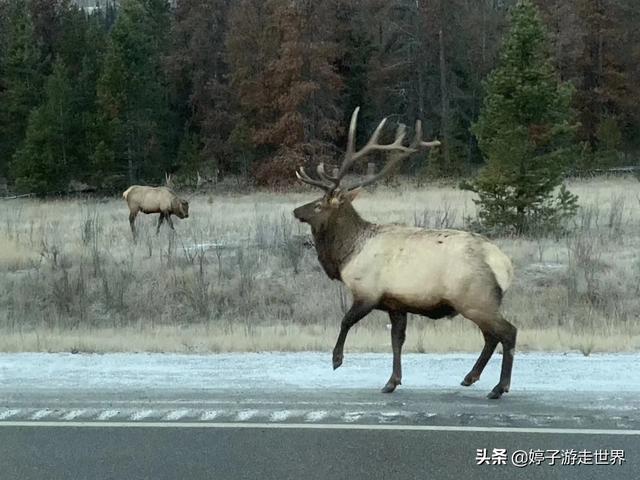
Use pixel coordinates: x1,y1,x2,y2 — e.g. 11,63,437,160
293,107,516,399
122,173,190,239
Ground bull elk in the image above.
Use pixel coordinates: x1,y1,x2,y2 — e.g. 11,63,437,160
293,107,516,399
122,173,190,239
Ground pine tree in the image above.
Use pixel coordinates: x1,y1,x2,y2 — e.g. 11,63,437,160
465,0,579,235
167,0,232,179
94,0,172,188
12,58,77,193
0,0,44,178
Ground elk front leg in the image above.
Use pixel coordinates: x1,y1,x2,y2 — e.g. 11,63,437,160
382,311,407,393
488,317,517,400
129,211,138,241
332,301,373,370
156,213,165,235
461,329,498,387
166,213,175,230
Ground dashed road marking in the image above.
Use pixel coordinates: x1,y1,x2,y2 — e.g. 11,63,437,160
130,410,155,421
305,411,328,422
269,411,292,422
0,409,20,420
235,410,259,421
164,410,191,421
31,409,53,420
200,411,218,421
343,412,365,423
97,410,120,421
62,409,86,421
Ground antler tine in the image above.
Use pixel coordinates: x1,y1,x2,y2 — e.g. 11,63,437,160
393,123,408,146
338,107,377,179
345,106,360,158
347,119,440,191
316,163,340,186
412,120,441,148
338,110,418,182
409,120,422,148
292,108,441,193
296,166,334,191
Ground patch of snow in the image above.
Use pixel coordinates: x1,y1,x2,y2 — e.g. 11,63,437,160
1,352,640,393
528,262,565,271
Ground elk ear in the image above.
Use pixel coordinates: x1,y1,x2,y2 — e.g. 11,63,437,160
344,188,361,202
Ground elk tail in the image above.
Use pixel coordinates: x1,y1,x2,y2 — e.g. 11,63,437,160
122,186,134,201
483,242,514,293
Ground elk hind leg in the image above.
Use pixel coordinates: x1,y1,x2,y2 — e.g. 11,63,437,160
487,316,517,400
156,213,165,235
461,329,499,387
129,211,138,240
382,311,407,393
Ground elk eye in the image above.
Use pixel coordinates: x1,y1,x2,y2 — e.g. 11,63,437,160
314,205,322,212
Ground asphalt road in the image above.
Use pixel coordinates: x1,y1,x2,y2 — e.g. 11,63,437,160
1,423,638,480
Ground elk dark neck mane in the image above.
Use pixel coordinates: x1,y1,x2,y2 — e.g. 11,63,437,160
311,202,375,281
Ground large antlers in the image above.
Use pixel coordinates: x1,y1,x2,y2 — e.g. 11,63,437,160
295,107,440,193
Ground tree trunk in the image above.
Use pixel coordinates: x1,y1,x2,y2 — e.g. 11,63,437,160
438,27,450,166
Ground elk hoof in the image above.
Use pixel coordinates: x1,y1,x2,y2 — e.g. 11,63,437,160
487,384,508,399
461,373,479,387
332,354,343,370
381,381,399,393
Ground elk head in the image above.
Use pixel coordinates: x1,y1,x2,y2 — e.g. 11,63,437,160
293,107,441,230
172,197,189,218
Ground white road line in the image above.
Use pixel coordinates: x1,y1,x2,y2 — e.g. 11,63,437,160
200,411,218,421
97,410,120,421
62,409,86,421
31,409,53,420
0,409,20,420
130,410,155,421
164,410,191,421
0,422,639,435
235,410,259,421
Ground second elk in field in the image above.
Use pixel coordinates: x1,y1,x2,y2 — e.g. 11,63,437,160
122,174,190,240
293,107,516,399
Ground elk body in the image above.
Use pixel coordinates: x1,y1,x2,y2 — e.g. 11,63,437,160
122,176,189,239
293,107,517,399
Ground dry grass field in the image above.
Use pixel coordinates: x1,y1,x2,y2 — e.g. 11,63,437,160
1,176,639,354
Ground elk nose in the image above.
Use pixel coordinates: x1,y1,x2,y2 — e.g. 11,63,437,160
293,208,303,221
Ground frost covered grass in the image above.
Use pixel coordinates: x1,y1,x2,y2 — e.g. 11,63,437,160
2,323,640,355
0,176,639,354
